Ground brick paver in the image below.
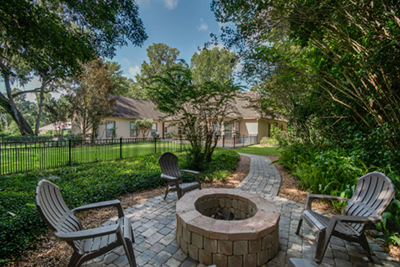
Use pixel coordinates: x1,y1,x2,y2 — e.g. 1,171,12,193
83,154,398,267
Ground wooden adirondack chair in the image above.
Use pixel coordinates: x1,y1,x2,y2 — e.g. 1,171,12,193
35,180,136,267
158,152,201,199
296,172,395,263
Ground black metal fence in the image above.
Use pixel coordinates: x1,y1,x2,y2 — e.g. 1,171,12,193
0,134,258,175
0,138,189,175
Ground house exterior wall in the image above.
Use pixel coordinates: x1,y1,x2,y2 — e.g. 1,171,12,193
258,119,269,143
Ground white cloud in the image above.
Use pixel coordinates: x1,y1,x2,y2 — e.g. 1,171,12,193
197,18,208,31
162,0,179,9
129,66,141,76
122,58,131,66
135,0,178,10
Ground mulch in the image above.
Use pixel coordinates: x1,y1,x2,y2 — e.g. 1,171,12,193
7,154,399,265
7,155,250,266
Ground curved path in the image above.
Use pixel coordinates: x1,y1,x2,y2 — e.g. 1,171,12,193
83,154,398,267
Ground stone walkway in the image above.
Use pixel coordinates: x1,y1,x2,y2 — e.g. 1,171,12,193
83,154,399,267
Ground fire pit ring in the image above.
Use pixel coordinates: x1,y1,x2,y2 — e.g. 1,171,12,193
176,189,280,266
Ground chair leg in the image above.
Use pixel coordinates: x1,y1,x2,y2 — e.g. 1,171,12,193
68,251,83,267
177,189,182,199
359,234,374,262
314,228,331,263
123,240,137,267
296,218,303,235
164,187,169,200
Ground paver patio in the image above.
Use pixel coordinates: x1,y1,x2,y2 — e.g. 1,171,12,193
83,154,399,267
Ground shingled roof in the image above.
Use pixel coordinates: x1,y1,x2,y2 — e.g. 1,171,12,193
109,93,287,122
109,95,165,120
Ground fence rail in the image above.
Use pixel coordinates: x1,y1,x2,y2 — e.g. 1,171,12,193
0,134,258,175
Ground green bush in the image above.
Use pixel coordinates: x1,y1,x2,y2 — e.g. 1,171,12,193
0,148,239,261
276,142,400,245
260,136,279,146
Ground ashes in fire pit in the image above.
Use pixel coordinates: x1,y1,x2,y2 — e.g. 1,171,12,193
176,189,280,267
211,211,236,220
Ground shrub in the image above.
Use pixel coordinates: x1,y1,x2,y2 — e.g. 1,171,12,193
0,148,239,261
260,136,279,146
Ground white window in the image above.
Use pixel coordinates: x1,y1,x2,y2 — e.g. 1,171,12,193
130,122,137,137
224,122,233,138
106,121,115,137
151,123,157,135
212,122,221,136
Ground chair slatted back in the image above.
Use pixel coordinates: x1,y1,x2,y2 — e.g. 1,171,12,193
344,172,395,234
35,180,83,251
159,152,182,186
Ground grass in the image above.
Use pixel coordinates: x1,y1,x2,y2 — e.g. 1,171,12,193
234,145,281,156
0,140,191,175
0,148,239,260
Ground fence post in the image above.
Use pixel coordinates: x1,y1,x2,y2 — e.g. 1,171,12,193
69,139,72,166
233,134,236,149
180,135,182,151
120,137,123,159
154,137,157,153
223,135,225,148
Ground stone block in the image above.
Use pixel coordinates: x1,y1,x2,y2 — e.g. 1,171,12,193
249,239,261,253
204,237,218,253
218,240,233,255
199,249,212,266
219,198,226,208
243,254,257,267
192,233,203,249
262,234,272,250
182,227,191,243
228,255,243,267
238,201,244,211
188,244,199,261
234,240,248,255
232,199,238,209
257,249,269,266
226,198,232,208
213,254,228,267
181,238,188,254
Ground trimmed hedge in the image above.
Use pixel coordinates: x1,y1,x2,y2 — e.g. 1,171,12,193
0,148,239,261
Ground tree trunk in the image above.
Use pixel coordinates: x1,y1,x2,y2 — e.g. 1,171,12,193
35,80,46,135
0,75,34,135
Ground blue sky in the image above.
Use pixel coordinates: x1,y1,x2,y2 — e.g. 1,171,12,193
7,0,237,102
117,0,225,80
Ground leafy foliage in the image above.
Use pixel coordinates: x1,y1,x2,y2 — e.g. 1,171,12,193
148,64,242,168
190,47,238,85
68,58,117,139
135,118,153,138
0,148,239,261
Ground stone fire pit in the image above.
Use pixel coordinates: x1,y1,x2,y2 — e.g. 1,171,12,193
176,189,280,267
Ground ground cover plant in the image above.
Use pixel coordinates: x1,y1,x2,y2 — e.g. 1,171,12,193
276,141,400,246
0,148,239,262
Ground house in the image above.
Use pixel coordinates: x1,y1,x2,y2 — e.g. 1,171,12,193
39,122,72,136
71,93,288,142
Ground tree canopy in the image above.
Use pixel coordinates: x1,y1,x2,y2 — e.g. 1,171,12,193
0,0,147,135
190,47,238,85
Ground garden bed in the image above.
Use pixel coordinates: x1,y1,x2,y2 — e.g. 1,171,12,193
0,148,240,264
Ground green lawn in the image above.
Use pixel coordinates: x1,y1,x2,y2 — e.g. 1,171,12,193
0,140,191,175
234,145,281,156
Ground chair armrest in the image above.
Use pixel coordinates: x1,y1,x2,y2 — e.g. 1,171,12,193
305,194,348,210
161,173,178,181
333,215,382,224
56,224,121,241
181,170,201,184
72,200,124,218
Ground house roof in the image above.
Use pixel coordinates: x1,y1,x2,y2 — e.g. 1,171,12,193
109,95,165,120
109,93,287,122
39,122,72,131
